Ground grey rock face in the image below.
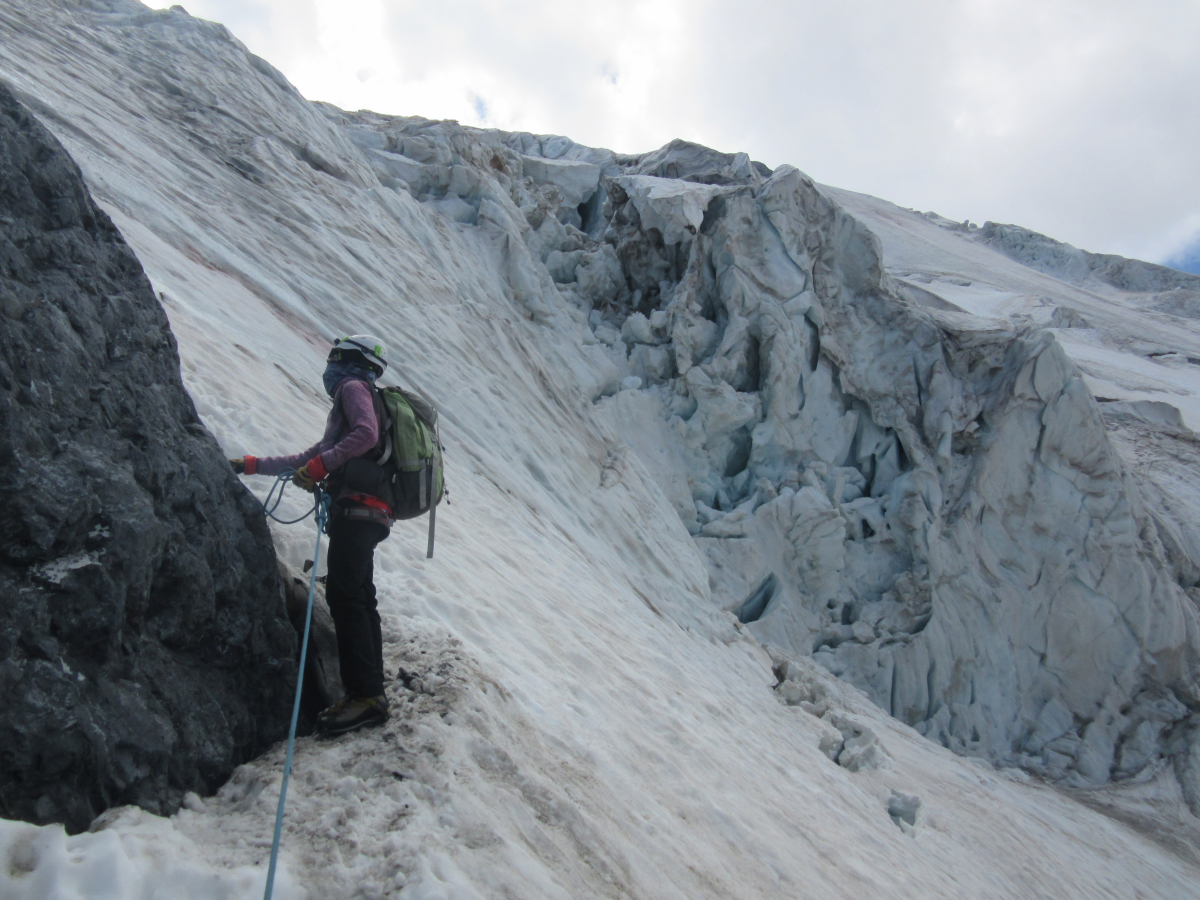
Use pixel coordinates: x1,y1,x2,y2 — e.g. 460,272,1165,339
0,83,295,833
278,559,343,732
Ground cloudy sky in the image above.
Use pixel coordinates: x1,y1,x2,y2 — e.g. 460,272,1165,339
151,0,1200,272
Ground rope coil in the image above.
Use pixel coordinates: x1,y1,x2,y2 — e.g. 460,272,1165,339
261,468,330,529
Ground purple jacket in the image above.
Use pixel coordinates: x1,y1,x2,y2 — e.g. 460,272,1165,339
253,378,382,502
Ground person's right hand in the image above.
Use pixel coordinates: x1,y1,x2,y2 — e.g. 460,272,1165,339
293,463,318,493
229,458,246,474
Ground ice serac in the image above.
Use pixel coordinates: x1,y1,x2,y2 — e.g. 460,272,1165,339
0,83,294,833
975,220,1200,294
579,148,1200,791
520,156,601,211
336,109,1200,790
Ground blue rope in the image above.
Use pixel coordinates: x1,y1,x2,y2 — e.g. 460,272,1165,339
261,469,328,527
262,480,331,900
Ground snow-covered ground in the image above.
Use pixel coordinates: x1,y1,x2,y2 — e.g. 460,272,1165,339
3,2,1200,898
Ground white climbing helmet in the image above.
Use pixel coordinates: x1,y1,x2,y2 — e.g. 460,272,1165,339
330,333,388,376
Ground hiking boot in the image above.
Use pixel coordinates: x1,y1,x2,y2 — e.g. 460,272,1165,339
316,695,389,735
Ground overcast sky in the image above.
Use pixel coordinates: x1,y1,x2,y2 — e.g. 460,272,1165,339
151,0,1200,272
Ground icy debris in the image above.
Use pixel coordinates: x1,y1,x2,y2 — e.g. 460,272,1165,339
520,155,601,210
607,175,723,247
182,793,205,813
771,652,887,771
887,791,921,831
828,715,887,773
919,210,977,233
619,376,642,392
815,727,844,764
1049,305,1089,328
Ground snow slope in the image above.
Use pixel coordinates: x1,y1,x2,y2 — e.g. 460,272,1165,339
2,2,1200,898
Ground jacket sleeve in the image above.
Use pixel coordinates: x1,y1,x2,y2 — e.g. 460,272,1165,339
246,380,378,479
252,440,326,477
314,380,379,474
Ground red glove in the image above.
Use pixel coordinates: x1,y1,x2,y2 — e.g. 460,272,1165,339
230,456,258,474
305,455,328,481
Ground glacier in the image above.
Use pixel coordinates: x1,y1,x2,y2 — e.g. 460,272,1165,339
3,0,1200,897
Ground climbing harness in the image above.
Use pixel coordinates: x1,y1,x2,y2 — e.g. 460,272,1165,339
262,471,330,900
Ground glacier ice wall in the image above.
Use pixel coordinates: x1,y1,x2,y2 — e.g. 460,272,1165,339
325,108,1200,789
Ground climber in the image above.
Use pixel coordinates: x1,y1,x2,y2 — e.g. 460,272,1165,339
231,335,393,735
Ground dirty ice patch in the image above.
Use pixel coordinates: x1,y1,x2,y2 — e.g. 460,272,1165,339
0,815,302,900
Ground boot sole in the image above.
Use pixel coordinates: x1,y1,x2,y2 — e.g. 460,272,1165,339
317,712,389,736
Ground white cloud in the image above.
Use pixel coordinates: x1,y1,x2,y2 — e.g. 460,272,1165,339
156,0,1200,266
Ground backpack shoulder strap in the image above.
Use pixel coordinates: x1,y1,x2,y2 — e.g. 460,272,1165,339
372,386,393,465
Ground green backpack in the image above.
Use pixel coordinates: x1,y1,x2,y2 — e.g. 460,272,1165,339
375,387,445,557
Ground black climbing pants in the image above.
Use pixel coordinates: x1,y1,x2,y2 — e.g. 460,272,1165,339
325,516,389,699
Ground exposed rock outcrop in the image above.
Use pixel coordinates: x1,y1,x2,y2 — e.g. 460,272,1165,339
0,83,295,833
278,559,343,733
